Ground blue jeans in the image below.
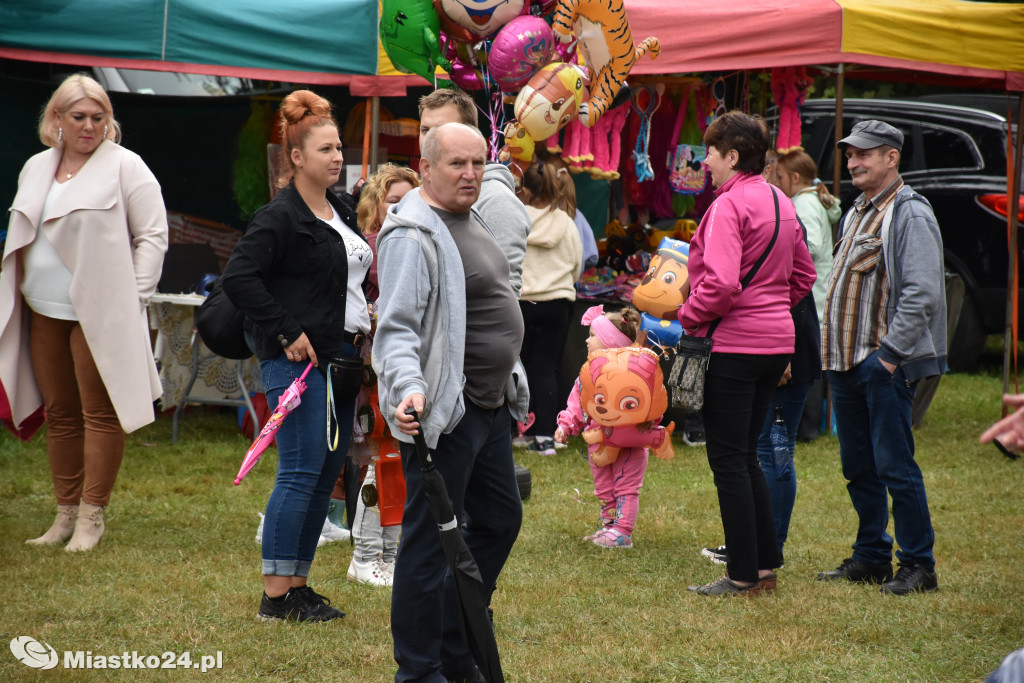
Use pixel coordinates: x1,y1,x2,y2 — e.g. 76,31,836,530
260,349,356,577
391,400,522,683
756,381,811,558
828,351,935,569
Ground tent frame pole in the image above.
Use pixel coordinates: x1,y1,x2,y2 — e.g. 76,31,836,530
1001,92,1024,404
824,63,846,435
370,95,380,173
832,63,845,202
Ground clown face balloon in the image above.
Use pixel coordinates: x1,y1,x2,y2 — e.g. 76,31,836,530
435,0,528,40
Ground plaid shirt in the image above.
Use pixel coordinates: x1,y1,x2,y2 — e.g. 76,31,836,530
822,177,903,371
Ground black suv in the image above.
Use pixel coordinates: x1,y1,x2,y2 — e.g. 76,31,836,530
793,97,1021,370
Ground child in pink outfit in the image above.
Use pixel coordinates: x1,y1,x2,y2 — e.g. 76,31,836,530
555,305,653,549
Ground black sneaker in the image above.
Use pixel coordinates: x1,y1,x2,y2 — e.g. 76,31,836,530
292,585,345,620
258,587,343,622
527,437,556,456
700,545,728,565
880,563,938,595
258,590,303,621
817,557,893,584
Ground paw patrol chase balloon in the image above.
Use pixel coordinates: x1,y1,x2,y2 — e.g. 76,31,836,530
633,237,689,347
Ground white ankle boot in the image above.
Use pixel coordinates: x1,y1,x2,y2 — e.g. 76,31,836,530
26,504,79,545
66,502,105,552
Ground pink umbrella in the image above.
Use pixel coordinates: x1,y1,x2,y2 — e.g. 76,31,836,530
234,361,314,485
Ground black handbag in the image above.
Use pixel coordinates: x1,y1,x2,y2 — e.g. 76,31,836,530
196,278,252,360
326,354,366,452
666,334,715,410
666,188,782,410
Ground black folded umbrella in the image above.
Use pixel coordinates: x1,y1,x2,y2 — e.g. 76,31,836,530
408,410,504,683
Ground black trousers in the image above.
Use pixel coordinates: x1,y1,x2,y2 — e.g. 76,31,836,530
518,298,574,436
391,401,522,681
703,352,790,583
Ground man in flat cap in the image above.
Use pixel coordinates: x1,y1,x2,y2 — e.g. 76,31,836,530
817,120,946,595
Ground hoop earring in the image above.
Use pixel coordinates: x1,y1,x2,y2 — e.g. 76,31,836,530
58,127,63,145
103,125,109,140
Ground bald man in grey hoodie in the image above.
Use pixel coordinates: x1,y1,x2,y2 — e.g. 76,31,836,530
418,88,532,297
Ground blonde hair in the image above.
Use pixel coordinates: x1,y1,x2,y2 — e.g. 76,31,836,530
39,73,121,148
275,89,337,189
776,146,836,209
356,164,421,234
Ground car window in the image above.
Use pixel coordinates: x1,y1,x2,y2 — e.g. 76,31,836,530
116,70,252,96
919,125,980,172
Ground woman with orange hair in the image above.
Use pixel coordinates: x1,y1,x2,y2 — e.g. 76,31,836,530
222,90,369,622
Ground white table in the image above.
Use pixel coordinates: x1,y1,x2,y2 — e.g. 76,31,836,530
150,293,260,443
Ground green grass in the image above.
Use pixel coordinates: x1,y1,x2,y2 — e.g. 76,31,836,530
2,361,1023,682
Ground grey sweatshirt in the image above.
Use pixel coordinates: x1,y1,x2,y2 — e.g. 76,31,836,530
476,163,532,298
372,187,530,447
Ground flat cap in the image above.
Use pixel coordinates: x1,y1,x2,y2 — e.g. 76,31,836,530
837,120,904,152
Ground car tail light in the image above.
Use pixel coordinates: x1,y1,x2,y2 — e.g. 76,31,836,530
979,194,1024,221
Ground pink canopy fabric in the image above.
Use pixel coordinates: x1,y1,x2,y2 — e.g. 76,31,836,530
625,0,1024,91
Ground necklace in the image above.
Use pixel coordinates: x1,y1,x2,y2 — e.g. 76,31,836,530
63,157,85,180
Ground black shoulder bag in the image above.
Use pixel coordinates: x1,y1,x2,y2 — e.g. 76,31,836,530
667,188,782,410
196,277,252,360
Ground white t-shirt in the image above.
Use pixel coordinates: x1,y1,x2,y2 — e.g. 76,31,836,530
21,178,77,320
323,210,372,334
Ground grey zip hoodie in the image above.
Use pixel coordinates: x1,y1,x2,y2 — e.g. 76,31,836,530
372,187,530,448
877,186,947,381
839,184,947,382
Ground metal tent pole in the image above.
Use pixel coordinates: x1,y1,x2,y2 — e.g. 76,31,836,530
1001,92,1024,405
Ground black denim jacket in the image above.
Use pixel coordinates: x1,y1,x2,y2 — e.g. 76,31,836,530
221,183,365,362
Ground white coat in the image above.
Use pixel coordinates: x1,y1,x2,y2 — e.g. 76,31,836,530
0,140,168,433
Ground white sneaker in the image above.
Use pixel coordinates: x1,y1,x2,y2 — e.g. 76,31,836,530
255,512,264,544
512,435,534,448
347,557,393,586
317,518,351,547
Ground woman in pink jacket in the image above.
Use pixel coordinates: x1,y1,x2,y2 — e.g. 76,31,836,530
677,111,816,596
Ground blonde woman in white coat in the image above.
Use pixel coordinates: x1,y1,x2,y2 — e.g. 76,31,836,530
517,156,583,454
0,74,168,551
